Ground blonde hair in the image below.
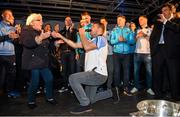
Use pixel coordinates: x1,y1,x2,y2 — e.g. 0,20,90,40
26,13,42,25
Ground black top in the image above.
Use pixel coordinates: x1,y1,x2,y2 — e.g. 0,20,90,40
150,17,180,59
20,26,50,70
59,27,77,52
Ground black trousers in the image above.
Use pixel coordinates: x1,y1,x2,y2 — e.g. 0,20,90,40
113,53,130,89
152,45,179,100
15,44,26,92
61,51,75,88
76,53,85,73
0,55,16,92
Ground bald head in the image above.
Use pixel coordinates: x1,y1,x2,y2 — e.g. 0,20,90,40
1,9,14,25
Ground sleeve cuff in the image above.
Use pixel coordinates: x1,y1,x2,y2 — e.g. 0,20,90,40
35,36,42,44
163,19,168,24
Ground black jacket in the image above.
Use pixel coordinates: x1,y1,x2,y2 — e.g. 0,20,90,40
150,17,180,59
60,27,77,52
20,26,50,70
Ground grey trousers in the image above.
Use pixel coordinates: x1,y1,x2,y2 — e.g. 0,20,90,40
107,55,114,89
69,71,112,106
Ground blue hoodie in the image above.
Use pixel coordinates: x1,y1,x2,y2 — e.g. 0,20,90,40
110,26,135,54
0,21,16,55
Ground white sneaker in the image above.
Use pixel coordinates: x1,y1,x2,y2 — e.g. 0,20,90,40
147,88,155,95
58,87,68,93
70,91,74,94
36,90,41,94
130,87,138,94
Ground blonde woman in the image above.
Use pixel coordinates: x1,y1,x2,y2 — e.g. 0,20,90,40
20,13,57,109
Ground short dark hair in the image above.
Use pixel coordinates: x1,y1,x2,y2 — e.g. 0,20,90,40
65,15,71,19
94,22,105,34
44,23,51,26
117,15,126,19
81,11,90,16
130,22,135,25
162,3,172,11
54,23,59,27
139,15,148,19
100,17,108,23
43,23,51,29
54,23,59,29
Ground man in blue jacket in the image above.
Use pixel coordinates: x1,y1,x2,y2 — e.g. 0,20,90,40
110,15,135,102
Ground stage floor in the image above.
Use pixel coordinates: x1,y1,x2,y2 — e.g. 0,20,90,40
0,89,165,116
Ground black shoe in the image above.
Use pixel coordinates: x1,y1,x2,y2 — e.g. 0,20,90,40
0,90,4,96
46,98,58,105
28,103,37,109
113,87,120,104
70,105,92,115
123,90,132,96
154,94,163,99
7,90,21,98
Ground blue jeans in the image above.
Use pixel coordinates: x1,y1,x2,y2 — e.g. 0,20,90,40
69,71,112,106
134,53,152,89
28,68,53,103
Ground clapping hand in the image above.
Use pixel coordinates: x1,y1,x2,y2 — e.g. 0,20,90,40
119,36,125,42
8,32,19,40
136,31,144,38
157,14,166,23
15,24,21,34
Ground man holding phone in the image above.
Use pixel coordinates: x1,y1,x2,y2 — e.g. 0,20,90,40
150,3,180,101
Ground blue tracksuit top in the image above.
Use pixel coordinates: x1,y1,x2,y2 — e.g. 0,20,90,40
110,26,135,54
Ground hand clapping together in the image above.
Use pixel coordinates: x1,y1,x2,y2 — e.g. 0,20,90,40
8,32,19,40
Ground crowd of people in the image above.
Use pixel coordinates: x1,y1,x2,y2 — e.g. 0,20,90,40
0,2,179,114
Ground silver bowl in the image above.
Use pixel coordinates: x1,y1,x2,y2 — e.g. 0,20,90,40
137,100,180,116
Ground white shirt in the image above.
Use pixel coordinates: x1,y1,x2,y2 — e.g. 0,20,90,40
135,27,152,54
85,36,108,76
